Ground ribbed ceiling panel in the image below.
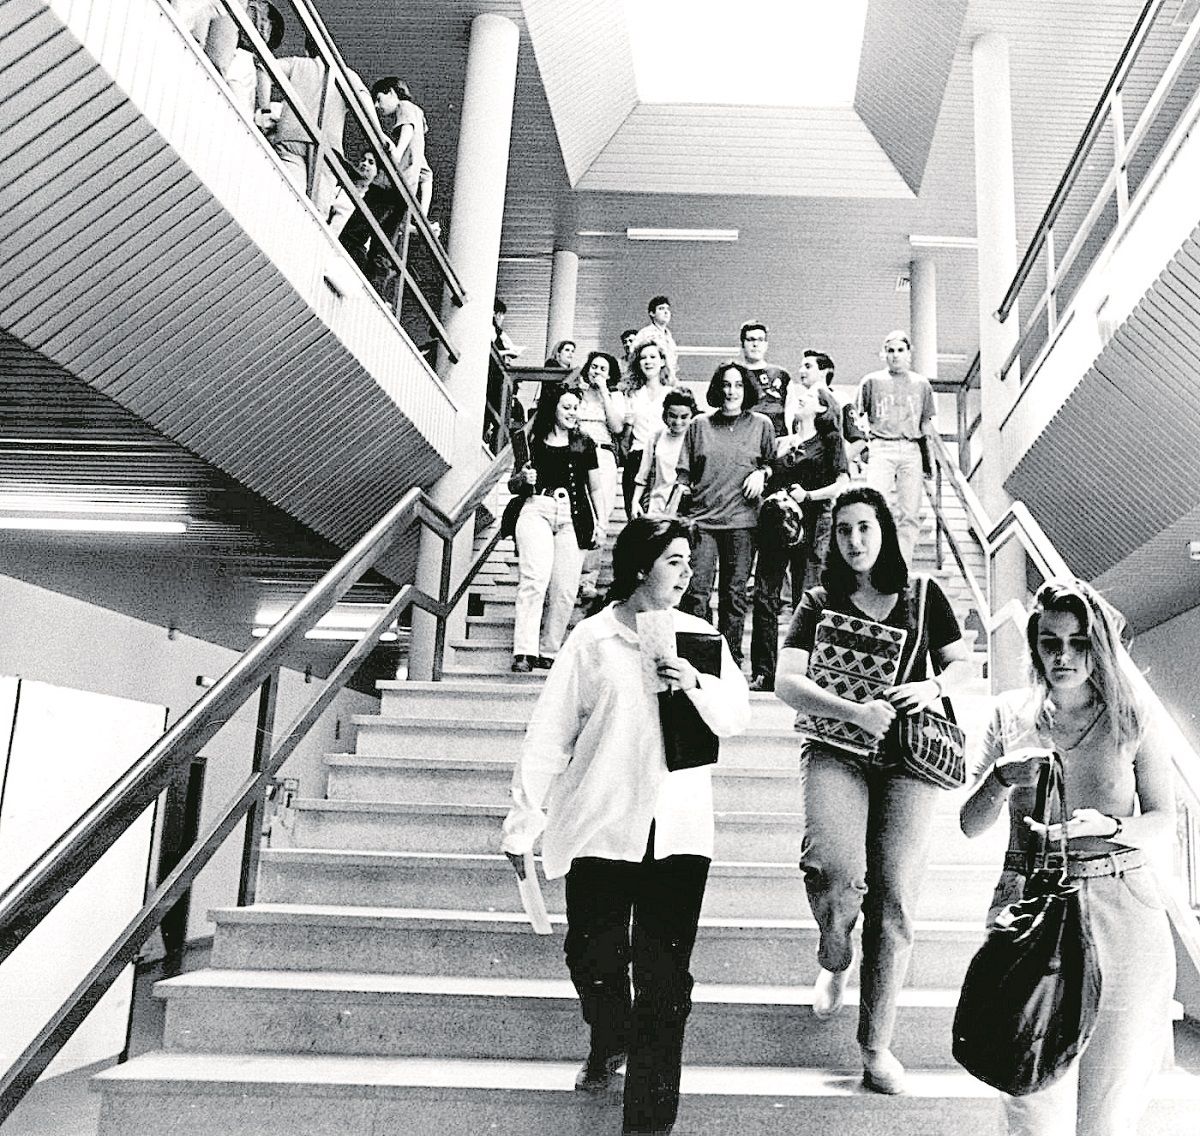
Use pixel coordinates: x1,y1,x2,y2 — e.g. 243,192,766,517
1,0,451,581
520,0,637,185
1006,227,1200,628
577,105,914,198
855,0,970,193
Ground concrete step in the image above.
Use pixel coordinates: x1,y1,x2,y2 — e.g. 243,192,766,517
95,1051,1066,1136
255,849,999,924
351,713,833,771
208,905,987,990
288,796,1009,866
154,969,965,1069
375,680,801,729
323,753,1004,828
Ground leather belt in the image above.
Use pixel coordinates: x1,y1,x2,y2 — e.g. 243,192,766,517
533,487,570,498
1003,842,1143,879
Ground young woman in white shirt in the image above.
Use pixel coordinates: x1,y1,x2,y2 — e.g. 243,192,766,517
501,516,750,1136
620,339,676,518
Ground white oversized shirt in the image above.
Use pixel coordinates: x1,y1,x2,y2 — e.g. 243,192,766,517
501,605,751,878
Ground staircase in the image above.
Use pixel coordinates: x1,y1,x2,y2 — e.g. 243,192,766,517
92,497,1200,1134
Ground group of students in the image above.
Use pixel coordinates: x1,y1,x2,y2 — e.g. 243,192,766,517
504,306,924,693
173,1,436,302
500,498,1176,1136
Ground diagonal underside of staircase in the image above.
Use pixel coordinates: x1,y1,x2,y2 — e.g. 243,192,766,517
93,496,1200,1134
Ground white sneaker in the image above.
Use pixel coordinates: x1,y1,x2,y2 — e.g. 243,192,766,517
812,966,850,1020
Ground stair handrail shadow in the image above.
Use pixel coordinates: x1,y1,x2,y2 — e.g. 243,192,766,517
0,435,519,1122
923,431,1200,984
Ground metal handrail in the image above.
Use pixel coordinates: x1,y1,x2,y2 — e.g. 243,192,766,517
165,0,466,358
0,439,517,1120
995,0,1164,321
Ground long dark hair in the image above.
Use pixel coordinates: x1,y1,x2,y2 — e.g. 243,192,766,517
705,361,760,410
529,382,579,444
581,350,622,391
821,486,908,596
604,516,697,605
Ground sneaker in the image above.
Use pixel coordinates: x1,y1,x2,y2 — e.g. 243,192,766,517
533,655,554,669
748,673,774,692
574,1050,626,1093
812,965,850,1020
511,655,533,673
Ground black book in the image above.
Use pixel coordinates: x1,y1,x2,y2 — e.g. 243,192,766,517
658,631,724,772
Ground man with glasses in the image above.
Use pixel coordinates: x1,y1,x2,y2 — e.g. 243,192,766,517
738,321,792,439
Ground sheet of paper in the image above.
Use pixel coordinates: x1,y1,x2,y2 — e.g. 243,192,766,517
636,609,678,694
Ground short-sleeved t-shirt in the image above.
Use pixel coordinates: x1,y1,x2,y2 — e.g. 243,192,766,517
744,365,791,437
767,427,848,497
783,578,961,760
857,370,935,441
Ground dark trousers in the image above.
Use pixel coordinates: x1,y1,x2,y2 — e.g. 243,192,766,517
749,501,832,685
622,450,644,517
564,844,710,1136
339,184,407,295
680,527,754,667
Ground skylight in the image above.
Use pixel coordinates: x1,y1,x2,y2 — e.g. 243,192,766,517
623,0,869,107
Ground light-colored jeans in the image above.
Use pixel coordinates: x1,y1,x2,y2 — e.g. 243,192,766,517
799,745,940,1051
513,492,585,659
997,867,1175,1136
867,438,924,565
579,447,618,593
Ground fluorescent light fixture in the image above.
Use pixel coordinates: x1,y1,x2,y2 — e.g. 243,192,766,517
0,517,187,534
0,494,189,514
626,228,738,242
576,230,623,238
909,234,979,251
251,626,399,641
623,0,868,106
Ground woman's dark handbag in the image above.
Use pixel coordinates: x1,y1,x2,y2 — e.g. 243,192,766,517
951,756,1102,1095
895,576,967,789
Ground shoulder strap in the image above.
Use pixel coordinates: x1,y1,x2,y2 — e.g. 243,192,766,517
898,576,929,685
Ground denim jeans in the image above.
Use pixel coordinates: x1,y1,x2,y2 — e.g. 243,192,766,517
565,846,710,1136
513,493,584,658
579,447,618,592
997,867,1174,1136
680,527,754,667
799,744,939,1050
750,501,832,684
866,439,924,565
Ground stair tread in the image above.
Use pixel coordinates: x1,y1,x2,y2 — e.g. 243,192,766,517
259,848,997,876
295,798,805,824
93,1050,1022,1098
93,1051,1200,1099
208,903,986,938
155,967,963,1007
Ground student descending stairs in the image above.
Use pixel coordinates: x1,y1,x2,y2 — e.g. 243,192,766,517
93,495,1200,1134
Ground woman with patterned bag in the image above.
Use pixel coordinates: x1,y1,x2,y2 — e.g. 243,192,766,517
774,486,970,1094
958,579,1175,1135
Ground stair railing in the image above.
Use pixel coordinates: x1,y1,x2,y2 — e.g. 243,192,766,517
994,0,1200,387
0,439,517,1122
921,438,1200,975
157,0,466,358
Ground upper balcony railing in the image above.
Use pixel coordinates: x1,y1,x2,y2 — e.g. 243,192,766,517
996,0,1200,385
163,0,466,361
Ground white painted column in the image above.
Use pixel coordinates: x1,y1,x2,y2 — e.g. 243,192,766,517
909,257,938,379
408,13,519,680
972,31,1026,691
545,248,579,352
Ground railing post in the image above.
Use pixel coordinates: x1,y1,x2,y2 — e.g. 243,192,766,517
935,464,945,570
1044,227,1057,333
1111,91,1130,218
238,671,279,907
430,536,455,682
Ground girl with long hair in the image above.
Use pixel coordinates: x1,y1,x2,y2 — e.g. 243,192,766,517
501,517,750,1135
621,338,676,517
507,384,602,672
959,579,1175,1135
775,486,970,1094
